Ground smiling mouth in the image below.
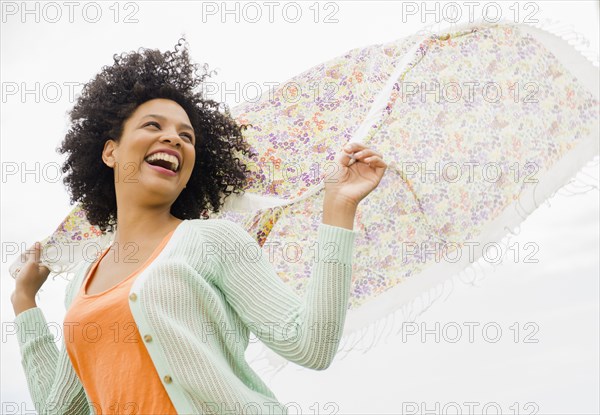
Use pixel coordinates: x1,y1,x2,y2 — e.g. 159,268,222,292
144,152,180,172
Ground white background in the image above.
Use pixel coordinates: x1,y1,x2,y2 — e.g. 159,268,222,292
1,1,598,413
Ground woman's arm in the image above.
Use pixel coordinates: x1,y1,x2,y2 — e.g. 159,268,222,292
11,292,38,315
12,292,92,413
207,217,357,370
322,192,358,230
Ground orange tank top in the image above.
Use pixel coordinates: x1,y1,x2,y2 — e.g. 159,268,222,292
64,230,177,415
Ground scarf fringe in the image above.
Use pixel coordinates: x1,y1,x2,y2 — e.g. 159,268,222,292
528,19,599,67
249,153,598,379
437,17,599,67
334,157,599,359
339,146,598,350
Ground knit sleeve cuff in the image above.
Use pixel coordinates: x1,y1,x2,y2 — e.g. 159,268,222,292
316,223,358,264
14,307,54,349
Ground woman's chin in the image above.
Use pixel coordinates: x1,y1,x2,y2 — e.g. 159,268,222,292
139,173,182,195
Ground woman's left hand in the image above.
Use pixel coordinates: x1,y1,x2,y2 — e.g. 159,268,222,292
324,142,388,206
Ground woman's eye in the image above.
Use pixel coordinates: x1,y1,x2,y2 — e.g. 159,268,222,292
144,122,193,142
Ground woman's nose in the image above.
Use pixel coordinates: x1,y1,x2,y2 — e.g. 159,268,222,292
159,131,183,146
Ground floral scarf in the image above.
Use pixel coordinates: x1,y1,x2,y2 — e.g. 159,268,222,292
10,20,599,373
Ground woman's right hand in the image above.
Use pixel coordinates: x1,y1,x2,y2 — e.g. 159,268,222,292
11,242,51,304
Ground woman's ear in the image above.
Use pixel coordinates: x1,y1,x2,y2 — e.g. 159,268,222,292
102,139,117,168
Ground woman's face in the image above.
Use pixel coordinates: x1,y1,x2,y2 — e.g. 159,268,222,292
102,98,196,208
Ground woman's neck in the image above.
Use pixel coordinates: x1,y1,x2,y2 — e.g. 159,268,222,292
112,208,183,249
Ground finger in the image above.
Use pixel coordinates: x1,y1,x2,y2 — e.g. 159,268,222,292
25,242,41,264
344,143,382,159
343,142,368,154
24,243,37,263
339,149,358,167
363,156,387,169
38,264,51,278
33,242,42,264
353,149,383,160
345,143,381,156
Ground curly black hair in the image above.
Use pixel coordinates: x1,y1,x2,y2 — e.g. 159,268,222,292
57,38,257,234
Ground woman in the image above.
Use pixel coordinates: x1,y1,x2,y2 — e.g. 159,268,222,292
10,41,386,413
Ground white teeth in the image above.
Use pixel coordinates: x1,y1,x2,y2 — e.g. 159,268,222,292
145,152,180,172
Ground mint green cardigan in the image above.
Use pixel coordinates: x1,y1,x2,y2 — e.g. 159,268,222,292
14,218,357,414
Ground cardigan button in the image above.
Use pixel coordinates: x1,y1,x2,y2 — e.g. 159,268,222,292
163,375,172,384
143,334,152,342
129,293,137,301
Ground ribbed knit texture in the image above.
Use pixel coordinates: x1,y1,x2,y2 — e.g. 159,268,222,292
14,218,357,414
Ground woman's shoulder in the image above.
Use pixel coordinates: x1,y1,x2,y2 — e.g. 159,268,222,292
184,217,247,240
185,217,238,229
184,218,258,250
